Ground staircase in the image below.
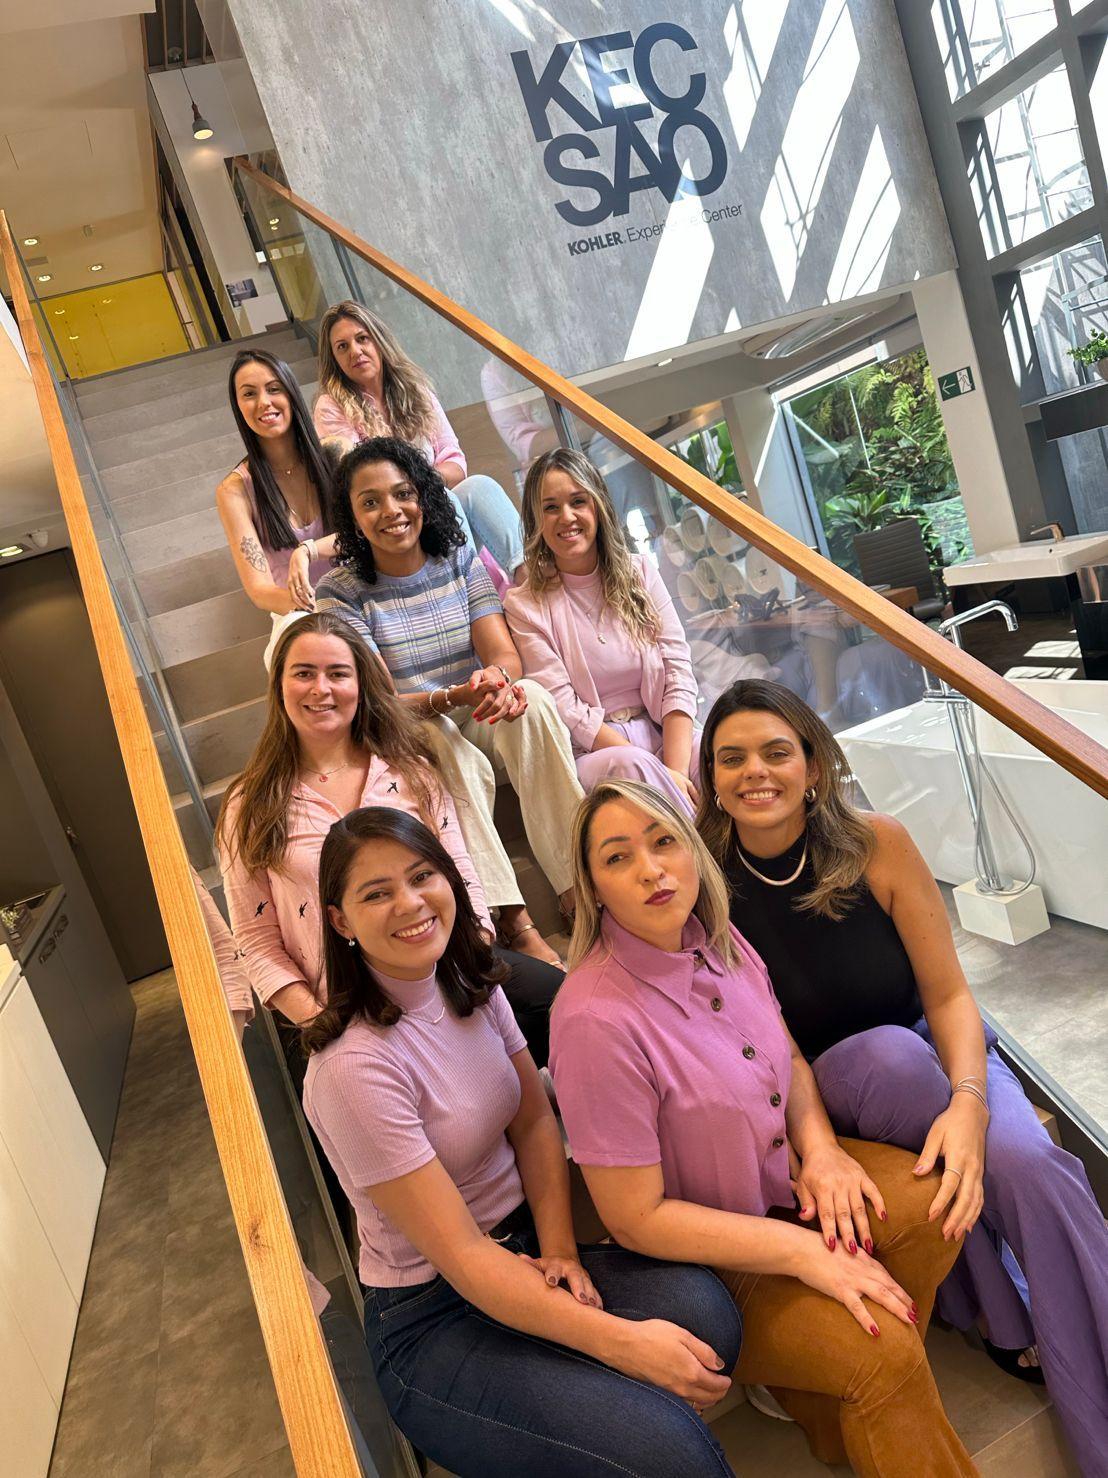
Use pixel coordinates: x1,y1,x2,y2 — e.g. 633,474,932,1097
75,326,317,864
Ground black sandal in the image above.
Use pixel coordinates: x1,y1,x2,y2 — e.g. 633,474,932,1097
981,1337,1046,1385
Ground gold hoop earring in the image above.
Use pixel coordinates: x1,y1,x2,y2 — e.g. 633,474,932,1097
804,786,817,804
714,792,724,810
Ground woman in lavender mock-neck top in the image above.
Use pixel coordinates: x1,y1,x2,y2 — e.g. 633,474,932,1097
301,805,743,1478
216,349,340,669
504,448,701,817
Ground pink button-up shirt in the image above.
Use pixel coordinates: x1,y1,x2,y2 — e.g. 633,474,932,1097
313,390,467,477
550,912,794,1218
503,556,698,753
220,757,491,1009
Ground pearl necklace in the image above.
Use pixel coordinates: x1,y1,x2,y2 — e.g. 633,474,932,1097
734,837,808,887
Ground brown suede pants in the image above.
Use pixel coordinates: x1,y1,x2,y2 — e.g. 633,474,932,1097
717,1139,977,1477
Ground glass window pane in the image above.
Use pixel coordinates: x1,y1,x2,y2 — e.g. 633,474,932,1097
1010,235,1108,397
933,0,1059,98
970,67,1093,257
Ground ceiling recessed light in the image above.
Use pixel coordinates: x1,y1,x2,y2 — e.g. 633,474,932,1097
657,357,673,367
68,334,79,341
268,217,280,226
89,263,104,272
100,298,113,305
37,273,52,283
53,309,65,317
0,546,25,559
22,237,39,247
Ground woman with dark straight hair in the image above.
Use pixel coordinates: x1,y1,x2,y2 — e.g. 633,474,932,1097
217,349,339,666
301,805,743,1478
697,677,1108,1474
217,611,560,1063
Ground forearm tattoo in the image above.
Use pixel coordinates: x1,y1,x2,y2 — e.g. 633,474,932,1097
239,534,269,574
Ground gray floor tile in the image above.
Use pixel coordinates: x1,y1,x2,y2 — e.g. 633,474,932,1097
50,1348,157,1478
974,1407,1082,1477
158,1207,254,1347
149,1302,289,1478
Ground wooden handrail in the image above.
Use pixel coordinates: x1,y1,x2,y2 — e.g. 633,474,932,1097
238,159,1108,800
0,215,362,1478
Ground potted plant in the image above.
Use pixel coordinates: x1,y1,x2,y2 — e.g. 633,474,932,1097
1067,329,1108,381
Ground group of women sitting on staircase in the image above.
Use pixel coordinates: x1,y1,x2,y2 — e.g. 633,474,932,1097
210,300,1108,1478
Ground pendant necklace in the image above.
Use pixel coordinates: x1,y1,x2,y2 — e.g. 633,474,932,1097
307,761,353,785
565,584,608,644
734,836,808,887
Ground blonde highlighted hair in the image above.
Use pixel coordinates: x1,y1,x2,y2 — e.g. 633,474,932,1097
521,449,660,644
567,778,736,970
317,300,439,448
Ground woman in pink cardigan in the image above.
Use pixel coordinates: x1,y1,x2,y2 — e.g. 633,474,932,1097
216,610,560,1065
504,449,701,815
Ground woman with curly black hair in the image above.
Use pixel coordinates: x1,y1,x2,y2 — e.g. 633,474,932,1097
315,438,585,958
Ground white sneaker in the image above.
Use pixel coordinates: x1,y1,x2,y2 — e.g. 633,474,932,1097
744,1385,794,1422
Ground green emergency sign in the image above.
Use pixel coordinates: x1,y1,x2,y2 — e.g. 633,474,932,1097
938,367,975,400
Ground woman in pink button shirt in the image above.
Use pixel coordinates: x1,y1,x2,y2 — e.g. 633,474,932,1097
550,779,976,1478
504,449,700,815
216,611,559,1064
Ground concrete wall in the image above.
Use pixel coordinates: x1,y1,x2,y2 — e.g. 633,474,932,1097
226,0,956,402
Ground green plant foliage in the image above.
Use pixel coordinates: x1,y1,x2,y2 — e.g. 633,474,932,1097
788,349,970,584
1067,330,1108,366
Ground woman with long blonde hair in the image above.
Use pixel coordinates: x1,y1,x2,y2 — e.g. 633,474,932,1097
697,678,1108,1472
216,611,561,1062
550,778,976,1477
313,299,524,577
504,448,701,814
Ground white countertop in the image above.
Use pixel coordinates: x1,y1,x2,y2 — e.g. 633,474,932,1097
944,532,1108,586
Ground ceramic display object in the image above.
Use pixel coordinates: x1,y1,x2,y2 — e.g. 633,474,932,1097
679,506,708,554
745,549,782,594
677,571,705,613
694,557,722,599
719,561,749,602
661,524,688,568
708,520,743,557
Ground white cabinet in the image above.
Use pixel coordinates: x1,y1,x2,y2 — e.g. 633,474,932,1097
0,945,107,1475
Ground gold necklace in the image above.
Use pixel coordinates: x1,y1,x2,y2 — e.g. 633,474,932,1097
304,761,353,785
734,837,808,887
563,582,608,644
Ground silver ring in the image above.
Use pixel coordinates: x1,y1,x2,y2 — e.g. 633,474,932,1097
946,1167,963,1180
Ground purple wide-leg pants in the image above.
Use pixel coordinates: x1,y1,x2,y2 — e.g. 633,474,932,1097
813,1022,1108,1477
574,715,700,817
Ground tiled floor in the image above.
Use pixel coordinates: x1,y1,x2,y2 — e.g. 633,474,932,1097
49,970,293,1478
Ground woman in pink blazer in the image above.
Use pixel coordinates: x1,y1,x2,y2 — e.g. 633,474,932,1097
504,449,700,814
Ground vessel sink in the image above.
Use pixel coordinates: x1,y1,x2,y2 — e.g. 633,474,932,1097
944,532,1108,586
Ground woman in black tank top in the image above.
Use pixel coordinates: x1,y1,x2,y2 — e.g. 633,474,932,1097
694,679,1108,1470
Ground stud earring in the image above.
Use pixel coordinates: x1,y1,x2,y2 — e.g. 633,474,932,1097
347,937,357,948
804,786,817,804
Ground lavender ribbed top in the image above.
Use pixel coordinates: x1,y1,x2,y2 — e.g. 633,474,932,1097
303,970,526,1286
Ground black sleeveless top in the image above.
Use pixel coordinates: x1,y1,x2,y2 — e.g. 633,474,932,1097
724,833,923,1062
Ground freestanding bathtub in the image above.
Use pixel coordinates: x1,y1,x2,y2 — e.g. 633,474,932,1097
838,679,1108,931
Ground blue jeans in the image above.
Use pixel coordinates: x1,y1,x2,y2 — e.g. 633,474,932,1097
364,1219,741,1477
447,473,525,575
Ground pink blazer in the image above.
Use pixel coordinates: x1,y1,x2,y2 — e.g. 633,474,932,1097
313,390,467,477
503,555,698,752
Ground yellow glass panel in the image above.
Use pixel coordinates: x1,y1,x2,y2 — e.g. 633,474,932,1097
39,273,189,379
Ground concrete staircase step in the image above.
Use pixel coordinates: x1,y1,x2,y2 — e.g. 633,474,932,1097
137,546,241,618
155,696,266,789
82,368,316,445
100,430,245,502
152,588,271,669
165,635,269,725
91,403,237,470
124,507,226,573
73,329,307,408
107,470,223,535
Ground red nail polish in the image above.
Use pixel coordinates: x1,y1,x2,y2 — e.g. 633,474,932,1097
909,1310,919,1324
870,1324,880,1337
827,1236,836,1252
911,1302,919,1314
879,1210,888,1222
864,1239,873,1255
848,1240,857,1255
